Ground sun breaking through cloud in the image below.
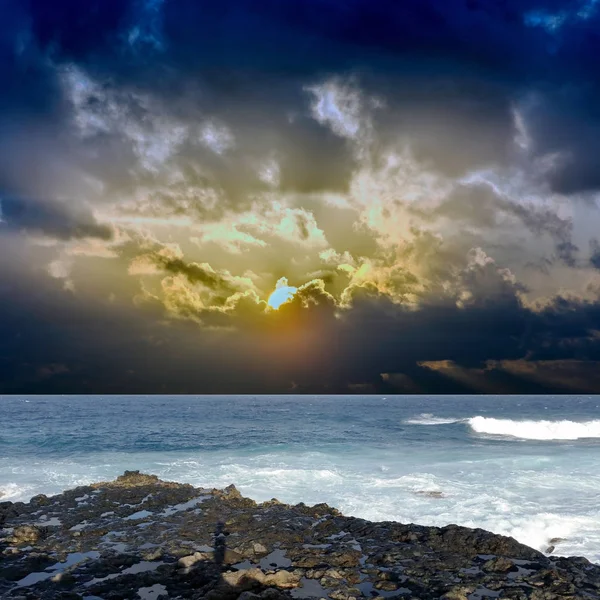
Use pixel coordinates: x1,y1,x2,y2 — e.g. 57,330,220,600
267,278,298,310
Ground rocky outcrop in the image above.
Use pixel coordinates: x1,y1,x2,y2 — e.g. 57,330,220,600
0,471,598,599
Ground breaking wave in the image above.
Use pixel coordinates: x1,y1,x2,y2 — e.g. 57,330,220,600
404,413,464,425
468,416,600,440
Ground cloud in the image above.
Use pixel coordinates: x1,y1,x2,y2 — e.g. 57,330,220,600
129,244,254,294
419,358,600,394
126,0,166,52
0,196,112,240
189,201,329,254
3,0,600,392
590,239,600,270
3,243,600,393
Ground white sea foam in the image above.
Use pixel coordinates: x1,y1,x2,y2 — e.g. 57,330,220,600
405,414,464,425
2,441,600,562
0,482,33,501
468,416,600,440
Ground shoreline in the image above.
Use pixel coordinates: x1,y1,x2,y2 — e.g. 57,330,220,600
1,473,590,563
1,471,599,599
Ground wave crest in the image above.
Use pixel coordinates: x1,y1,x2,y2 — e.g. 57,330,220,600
405,414,463,425
468,416,600,440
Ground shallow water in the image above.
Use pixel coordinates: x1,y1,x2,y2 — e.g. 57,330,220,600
1,395,599,561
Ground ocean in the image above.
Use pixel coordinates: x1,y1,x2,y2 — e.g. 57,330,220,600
1,395,599,563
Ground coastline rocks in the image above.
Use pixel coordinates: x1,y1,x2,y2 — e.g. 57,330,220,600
482,557,517,573
179,551,213,568
29,494,50,507
0,472,598,600
224,568,301,589
9,525,41,544
112,470,161,487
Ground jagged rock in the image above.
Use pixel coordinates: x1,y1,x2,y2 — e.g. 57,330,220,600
483,557,517,573
328,587,361,600
29,495,50,507
375,580,399,591
9,525,41,544
253,542,268,555
141,547,164,561
224,548,244,564
222,484,243,500
441,586,477,600
260,589,290,600
0,472,597,600
223,568,264,587
238,593,262,600
549,537,567,545
263,570,301,588
112,470,160,487
178,551,213,567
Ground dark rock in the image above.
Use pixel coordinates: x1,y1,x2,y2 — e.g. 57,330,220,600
9,525,41,544
221,484,243,500
482,557,517,573
29,494,50,507
0,472,597,600
112,470,160,487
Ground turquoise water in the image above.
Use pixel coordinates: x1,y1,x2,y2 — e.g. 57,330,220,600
1,395,599,561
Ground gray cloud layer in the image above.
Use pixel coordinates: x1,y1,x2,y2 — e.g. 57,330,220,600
1,0,600,393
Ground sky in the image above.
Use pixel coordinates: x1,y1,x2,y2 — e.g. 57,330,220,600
2,0,600,394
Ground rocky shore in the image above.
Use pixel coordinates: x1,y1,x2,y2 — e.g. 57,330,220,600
1,472,599,600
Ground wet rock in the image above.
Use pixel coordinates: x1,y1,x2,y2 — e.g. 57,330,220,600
263,570,301,588
328,587,361,600
253,542,268,555
221,484,243,500
178,551,213,568
374,580,399,591
549,537,567,545
482,557,517,573
223,567,301,589
305,569,326,579
238,592,262,600
0,472,597,600
142,547,164,561
51,571,75,585
29,494,50,507
9,525,41,544
260,589,290,600
223,568,263,586
441,585,477,600
112,470,160,487
224,548,244,564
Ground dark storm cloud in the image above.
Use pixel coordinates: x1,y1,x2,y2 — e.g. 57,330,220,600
3,259,600,394
155,255,234,293
412,183,579,265
3,0,600,395
520,87,600,195
589,239,600,270
6,0,600,197
4,236,600,396
0,196,112,240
